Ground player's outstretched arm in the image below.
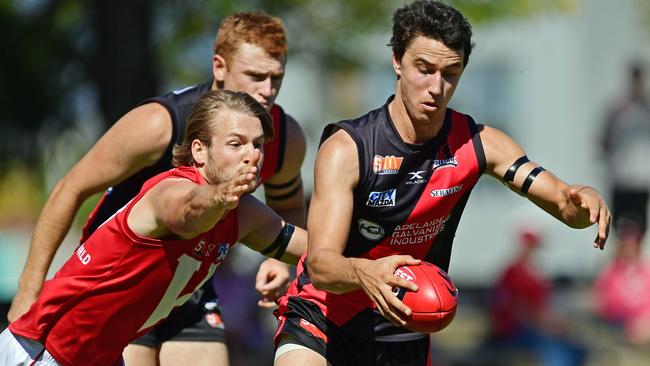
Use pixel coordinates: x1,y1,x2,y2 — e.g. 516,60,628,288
236,195,307,265
481,125,612,249
305,130,420,326
8,103,172,322
255,114,307,307
131,152,260,239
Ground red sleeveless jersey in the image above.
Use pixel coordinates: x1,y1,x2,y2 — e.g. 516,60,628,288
259,104,285,182
10,166,239,366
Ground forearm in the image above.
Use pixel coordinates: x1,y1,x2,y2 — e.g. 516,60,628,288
273,250,300,265
168,184,229,237
308,248,369,294
19,182,84,291
523,170,596,229
260,198,306,267
529,195,588,229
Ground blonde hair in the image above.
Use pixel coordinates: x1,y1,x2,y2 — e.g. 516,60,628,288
172,90,274,167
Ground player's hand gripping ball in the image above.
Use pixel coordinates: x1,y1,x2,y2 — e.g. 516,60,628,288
393,261,458,333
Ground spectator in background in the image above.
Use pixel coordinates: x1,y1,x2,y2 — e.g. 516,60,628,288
600,62,650,235
594,218,650,345
489,226,586,366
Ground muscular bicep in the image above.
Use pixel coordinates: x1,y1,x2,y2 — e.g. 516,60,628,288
480,125,569,217
64,102,172,197
128,178,196,238
307,130,358,257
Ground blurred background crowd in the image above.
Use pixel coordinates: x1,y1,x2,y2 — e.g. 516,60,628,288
1,0,649,365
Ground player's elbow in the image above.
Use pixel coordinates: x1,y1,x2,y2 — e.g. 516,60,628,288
306,251,328,288
53,175,92,203
306,251,344,294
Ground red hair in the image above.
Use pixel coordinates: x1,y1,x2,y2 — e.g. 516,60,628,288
214,11,287,61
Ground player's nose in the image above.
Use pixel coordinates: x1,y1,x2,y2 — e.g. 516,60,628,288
258,78,273,99
427,71,443,96
242,146,261,166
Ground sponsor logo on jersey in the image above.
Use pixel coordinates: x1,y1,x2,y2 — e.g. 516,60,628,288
390,215,449,245
367,189,396,207
432,157,458,170
430,185,463,197
194,240,206,256
373,155,404,175
193,240,227,260
432,143,458,170
76,244,91,265
406,170,427,185
358,219,385,241
216,243,230,261
172,85,196,95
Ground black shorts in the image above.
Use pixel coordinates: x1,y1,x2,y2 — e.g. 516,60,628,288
275,298,430,366
130,281,226,348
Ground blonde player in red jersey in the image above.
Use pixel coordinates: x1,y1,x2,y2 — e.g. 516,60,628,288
1,90,306,366
9,12,306,366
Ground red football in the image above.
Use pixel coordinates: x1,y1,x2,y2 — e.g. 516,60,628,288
393,261,458,333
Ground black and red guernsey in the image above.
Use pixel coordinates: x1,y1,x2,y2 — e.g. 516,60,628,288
81,81,288,241
277,96,486,340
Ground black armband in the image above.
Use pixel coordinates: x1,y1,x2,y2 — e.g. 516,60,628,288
521,166,546,194
265,180,303,201
260,223,295,260
503,155,530,182
263,175,301,190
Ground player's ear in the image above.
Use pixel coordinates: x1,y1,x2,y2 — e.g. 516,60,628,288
191,139,208,166
213,54,227,83
392,52,402,77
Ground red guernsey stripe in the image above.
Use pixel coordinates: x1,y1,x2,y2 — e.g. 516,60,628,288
259,105,283,183
299,318,329,342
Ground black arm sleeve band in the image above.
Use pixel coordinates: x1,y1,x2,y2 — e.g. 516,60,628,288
263,175,301,190
260,224,295,260
521,166,546,194
503,155,530,182
265,181,302,201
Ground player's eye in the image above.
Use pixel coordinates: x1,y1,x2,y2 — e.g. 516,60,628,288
442,69,459,79
249,73,267,82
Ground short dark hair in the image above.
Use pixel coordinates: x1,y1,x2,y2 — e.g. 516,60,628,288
389,0,474,67
172,90,274,167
